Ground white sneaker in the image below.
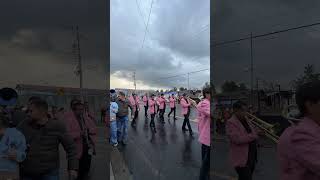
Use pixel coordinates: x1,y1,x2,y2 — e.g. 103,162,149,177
113,143,118,147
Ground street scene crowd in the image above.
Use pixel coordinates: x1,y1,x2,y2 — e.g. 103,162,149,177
107,86,212,180
0,88,99,180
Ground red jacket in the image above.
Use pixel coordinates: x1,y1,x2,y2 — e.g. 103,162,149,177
197,99,211,146
169,97,176,108
148,99,156,114
158,97,166,110
226,115,258,167
180,98,191,115
64,111,97,159
278,117,320,180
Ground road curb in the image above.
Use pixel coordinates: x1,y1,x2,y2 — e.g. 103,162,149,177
110,147,132,180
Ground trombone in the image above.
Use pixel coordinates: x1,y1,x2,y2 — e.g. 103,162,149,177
245,112,280,143
187,97,198,108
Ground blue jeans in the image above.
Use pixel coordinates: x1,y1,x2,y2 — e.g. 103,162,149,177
117,116,128,143
110,120,118,144
22,169,59,180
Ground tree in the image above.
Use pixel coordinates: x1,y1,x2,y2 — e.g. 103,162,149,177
292,64,320,89
173,87,177,91
160,89,164,93
179,87,185,91
238,83,248,91
221,81,239,93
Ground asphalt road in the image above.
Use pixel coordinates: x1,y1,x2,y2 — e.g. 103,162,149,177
212,134,279,180
115,104,203,180
59,126,110,180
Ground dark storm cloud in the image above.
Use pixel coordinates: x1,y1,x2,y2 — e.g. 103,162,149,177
213,0,320,90
0,0,107,89
111,0,210,89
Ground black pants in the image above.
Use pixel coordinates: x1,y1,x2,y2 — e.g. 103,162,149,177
159,109,165,121
78,145,92,180
150,113,155,127
132,109,139,125
235,162,255,180
199,144,210,180
182,113,192,133
168,107,176,118
144,106,148,117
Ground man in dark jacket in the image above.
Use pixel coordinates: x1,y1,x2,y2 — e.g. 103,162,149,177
18,98,78,180
116,91,132,145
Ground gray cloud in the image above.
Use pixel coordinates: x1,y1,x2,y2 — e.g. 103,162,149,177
213,0,320,90
111,0,210,89
0,0,107,89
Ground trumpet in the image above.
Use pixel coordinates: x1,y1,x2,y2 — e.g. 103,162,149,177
245,112,280,143
187,97,198,107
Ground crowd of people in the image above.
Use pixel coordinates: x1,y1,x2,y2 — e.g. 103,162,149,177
0,88,98,180
108,87,211,180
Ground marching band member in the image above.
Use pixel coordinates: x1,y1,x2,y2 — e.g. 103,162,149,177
168,94,177,121
197,87,211,180
158,94,166,124
278,81,320,180
180,94,193,135
226,101,258,180
143,93,149,117
148,94,157,132
129,93,140,127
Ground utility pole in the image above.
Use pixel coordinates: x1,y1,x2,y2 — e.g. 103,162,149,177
250,32,254,106
72,25,83,100
76,26,83,89
133,71,136,90
187,73,190,90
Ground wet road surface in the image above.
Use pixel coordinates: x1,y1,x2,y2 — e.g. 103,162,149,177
60,126,109,180
116,104,203,180
212,134,279,180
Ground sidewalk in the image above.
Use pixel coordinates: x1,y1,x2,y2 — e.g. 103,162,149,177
110,163,115,180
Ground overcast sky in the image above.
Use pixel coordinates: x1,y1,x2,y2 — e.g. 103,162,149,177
213,0,320,91
110,0,210,90
0,0,107,89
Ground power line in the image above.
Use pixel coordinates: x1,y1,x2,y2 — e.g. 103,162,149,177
135,0,147,28
212,21,320,47
140,0,154,50
155,68,209,81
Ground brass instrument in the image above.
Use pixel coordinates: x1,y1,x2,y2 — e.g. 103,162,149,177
245,112,280,143
187,97,198,108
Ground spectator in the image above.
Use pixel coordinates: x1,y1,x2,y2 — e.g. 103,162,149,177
18,98,78,180
116,91,132,145
109,90,119,147
0,114,26,180
64,99,97,180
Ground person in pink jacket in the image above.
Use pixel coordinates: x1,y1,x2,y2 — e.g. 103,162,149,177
143,93,149,117
129,93,140,127
64,99,97,180
148,94,157,132
168,94,177,121
278,81,320,180
197,87,211,180
180,93,193,135
158,94,166,124
226,101,259,180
